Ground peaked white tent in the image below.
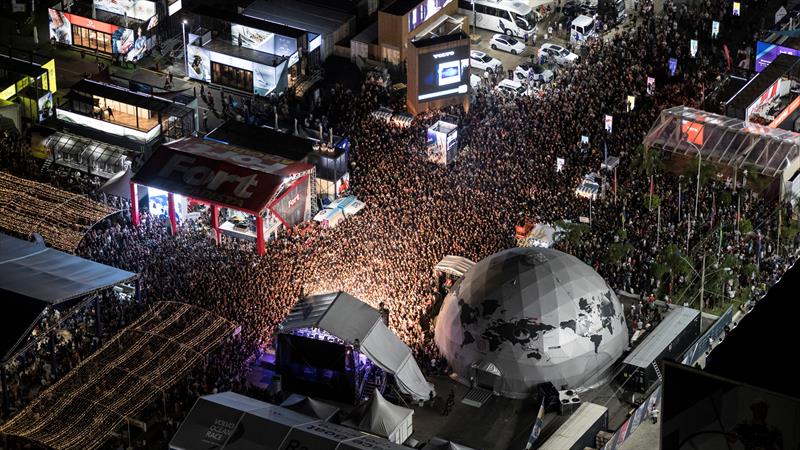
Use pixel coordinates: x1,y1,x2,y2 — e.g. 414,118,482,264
280,291,434,401
434,255,476,277
343,390,413,444
280,394,340,422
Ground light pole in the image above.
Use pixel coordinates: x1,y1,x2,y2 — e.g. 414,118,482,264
182,19,188,78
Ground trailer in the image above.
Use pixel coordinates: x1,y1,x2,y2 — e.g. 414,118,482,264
620,306,701,393
538,402,608,450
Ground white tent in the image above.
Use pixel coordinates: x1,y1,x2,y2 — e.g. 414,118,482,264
280,292,434,401
343,390,413,444
434,255,476,278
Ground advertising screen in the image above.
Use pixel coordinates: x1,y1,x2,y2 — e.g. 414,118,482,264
48,8,151,61
94,0,156,22
187,45,211,82
755,41,800,72
48,9,73,45
38,92,53,122
409,0,454,32
417,43,470,102
231,24,274,53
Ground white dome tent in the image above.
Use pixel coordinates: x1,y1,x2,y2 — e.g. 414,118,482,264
434,247,628,398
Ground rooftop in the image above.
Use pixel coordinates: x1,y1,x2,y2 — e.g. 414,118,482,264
0,55,47,79
199,37,287,67
244,0,354,35
383,0,429,16
51,1,151,28
623,306,699,368
69,79,171,111
191,4,307,39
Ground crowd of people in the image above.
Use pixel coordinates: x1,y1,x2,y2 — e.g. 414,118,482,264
1,0,799,447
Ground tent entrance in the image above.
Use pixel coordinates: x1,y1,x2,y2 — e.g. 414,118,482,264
474,361,502,391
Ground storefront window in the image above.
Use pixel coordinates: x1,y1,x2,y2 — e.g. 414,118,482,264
72,25,112,54
211,62,253,93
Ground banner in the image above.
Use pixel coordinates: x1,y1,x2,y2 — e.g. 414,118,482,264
626,95,636,112
525,398,546,449
712,20,720,38
669,58,678,76
733,2,740,16
647,76,655,95
605,115,613,134
601,386,663,450
690,39,698,58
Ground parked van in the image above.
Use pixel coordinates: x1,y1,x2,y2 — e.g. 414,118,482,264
570,14,596,44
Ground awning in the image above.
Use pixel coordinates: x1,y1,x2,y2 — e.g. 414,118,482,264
100,168,133,199
0,233,136,361
45,131,134,178
280,292,434,401
434,255,476,277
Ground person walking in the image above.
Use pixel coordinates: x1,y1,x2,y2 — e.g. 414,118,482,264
202,110,208,131
649,404,660,424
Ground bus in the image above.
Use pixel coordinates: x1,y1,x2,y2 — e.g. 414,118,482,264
458,0,536,38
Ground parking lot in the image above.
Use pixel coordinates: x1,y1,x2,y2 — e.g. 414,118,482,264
468,10,573,84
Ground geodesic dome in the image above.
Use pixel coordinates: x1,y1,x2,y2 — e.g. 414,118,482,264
434,247,628,398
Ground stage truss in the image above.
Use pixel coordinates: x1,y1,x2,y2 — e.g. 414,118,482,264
0,301,236,450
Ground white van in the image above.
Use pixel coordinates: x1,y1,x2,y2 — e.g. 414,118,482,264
570,15,596,44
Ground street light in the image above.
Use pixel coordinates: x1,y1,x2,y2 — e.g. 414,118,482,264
182,19,188,79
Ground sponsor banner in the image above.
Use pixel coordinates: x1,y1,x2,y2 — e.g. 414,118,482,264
270,175,310,227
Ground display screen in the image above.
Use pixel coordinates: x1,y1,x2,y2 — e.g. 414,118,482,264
409,0,454,32
417,43,470,101
94,0,156,22
48,8,152,61
231,23,274,53
755,41,800,72
271,175,310,228
186,45,211,82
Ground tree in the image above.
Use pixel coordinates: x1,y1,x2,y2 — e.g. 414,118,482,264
739,218,753,235
605,242,632,265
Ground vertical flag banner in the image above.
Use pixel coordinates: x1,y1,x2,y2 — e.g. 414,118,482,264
556,157,565,172
627,95,636,111
690,39,698,57
581,135,590,145
605,114,613,134
669,58,678,76
733,2,740,16
525,398,546,449
712,20,720,38
647,76,655,95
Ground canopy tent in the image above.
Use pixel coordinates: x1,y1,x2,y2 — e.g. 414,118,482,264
280,292,434,401
0,172,119,251
171,392,409,450
434,255,476,277
280,394,340,422
2,302,235,450
643,105,800,179
342,390,413,444
0,233,136,361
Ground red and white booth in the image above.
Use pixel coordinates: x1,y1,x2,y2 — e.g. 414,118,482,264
130,137,314,255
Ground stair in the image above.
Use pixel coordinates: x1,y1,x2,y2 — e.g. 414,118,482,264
652,361,663,382
461,387,493,408
41,158,53,174
361,378,378,402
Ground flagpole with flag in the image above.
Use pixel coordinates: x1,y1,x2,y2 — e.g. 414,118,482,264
649,175,654,210
526,398,546,449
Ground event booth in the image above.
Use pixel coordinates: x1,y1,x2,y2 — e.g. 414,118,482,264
130,137,315,255
278,292,434,404
0,54,57,126
426,119,458,164
47,0,181,63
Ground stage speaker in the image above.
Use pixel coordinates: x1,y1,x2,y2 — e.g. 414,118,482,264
558,389,581,416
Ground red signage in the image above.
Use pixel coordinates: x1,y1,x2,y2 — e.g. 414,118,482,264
132,145,283,213
64,12,118,34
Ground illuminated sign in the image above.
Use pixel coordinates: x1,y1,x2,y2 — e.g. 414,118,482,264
755,41,800,72
417,40,470,102
768,95,800,128
732,2,740,16
681,120,704,145
605,114,613,134
309,34,322,52
409,0,454,32
168,0,182,16
94,0,156,22
711,20,719,38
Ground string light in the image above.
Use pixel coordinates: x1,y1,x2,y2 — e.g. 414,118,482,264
0,172,118,251
0,301,237,450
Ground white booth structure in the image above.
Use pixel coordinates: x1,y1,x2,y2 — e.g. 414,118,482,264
426,119,459,164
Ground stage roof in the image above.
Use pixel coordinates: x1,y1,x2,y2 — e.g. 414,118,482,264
132,137,313,214
623,306,699,369
281,292,434,401
0,233,136,361
643,105,800,177
434,255,475,277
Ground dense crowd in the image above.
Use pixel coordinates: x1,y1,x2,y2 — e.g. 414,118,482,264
1,0,799,447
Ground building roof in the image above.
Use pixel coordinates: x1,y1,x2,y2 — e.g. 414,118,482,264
206,121,319,161
0,55,46,78
201,38,286,67
623,306,699,368
538,402,607,450
644,105,800,177
726,53,800,115
70,79,170,111
191,4,307,39
244,0,354,35
352,22,379,44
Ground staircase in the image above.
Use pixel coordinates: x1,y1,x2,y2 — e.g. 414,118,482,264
41,158,53,174
461,386,493,408
652,361,663,382
361,378,379,402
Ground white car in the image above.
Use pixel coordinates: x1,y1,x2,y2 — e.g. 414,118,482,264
513,63,554,83
490,34,526,55
470,50,502,73
495,79,528,97
538,43,579,65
